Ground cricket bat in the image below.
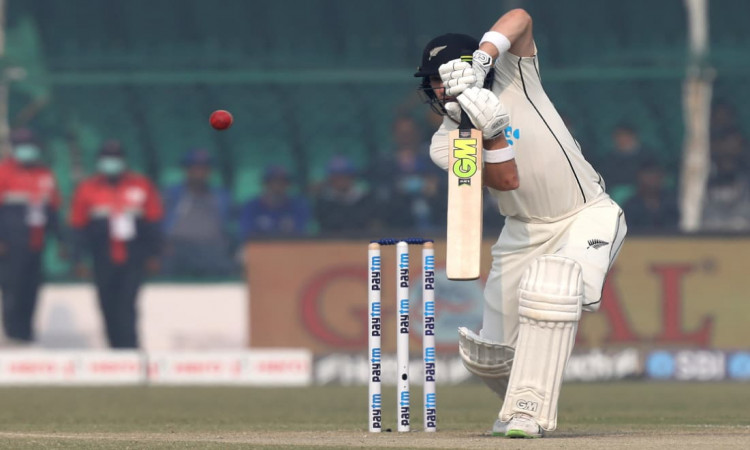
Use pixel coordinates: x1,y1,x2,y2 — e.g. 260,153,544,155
446,57,483,280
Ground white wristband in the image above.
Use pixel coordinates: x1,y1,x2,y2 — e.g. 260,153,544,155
480,31,511,55
483,145,515,164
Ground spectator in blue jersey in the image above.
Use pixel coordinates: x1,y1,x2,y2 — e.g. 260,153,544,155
240,165,311,239
369,116,444,232
369,116,433,203
384,161,447,233
162,149,236,277
314,155,379,234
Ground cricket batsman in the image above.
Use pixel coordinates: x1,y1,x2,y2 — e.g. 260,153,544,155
414,9,628,437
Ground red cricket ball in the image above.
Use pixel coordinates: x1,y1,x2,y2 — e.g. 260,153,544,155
209,110,233,130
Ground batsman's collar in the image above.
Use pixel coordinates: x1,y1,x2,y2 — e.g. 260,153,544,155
414,33,479,77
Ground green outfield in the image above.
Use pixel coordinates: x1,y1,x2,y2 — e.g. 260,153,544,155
0,383,747,448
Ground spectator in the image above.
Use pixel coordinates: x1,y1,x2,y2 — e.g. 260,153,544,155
314,155,378,234
370,115,432,202
623,160,679,231
424,105,444,132
0,129,61,344
711,100,739,139
162,149,236,277
70,141,163,348
702,130,750,231
386,163,447,232
370,116,444,232
598,124,651,203
239,165,311,238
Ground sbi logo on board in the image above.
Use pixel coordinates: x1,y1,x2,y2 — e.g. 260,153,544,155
728,352,750,380
646,350,750,381
645,351,676,379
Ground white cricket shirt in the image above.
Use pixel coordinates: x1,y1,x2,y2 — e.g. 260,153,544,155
430,49,607,223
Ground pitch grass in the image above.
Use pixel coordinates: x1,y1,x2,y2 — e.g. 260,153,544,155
0,383,747,448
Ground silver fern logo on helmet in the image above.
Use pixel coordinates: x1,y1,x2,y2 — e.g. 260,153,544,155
428,45,448,60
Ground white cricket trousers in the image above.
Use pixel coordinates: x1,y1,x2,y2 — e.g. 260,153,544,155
481,195,627,346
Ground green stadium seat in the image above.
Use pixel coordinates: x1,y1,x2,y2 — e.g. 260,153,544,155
233,167,263,203
609,184,636,206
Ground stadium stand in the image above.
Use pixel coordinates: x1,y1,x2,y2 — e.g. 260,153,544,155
5,0,749,278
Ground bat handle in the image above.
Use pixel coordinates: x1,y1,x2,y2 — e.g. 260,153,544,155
459,110,473,129
458,51,475,129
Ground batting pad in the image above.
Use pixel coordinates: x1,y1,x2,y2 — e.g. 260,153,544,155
499,255,583,431
458,327,514,398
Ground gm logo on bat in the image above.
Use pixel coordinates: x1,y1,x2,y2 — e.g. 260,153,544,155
452,137,478,185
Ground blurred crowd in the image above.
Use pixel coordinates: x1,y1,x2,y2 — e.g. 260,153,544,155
0,115,451,348
1,101,749,347
594,100,750,233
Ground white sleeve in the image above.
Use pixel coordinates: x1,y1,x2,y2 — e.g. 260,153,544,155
492,41,538,90
429,116,457,171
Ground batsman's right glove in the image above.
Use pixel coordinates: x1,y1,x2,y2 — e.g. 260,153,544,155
456,87,510,140
438,49,493,97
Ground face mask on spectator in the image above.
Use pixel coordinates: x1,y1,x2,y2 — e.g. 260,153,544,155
98,156,126,176
13,144,41,164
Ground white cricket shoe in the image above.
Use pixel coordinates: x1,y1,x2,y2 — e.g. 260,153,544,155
491,419,509,437
505,414,544,438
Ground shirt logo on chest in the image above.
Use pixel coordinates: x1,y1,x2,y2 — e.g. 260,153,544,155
504,126,521,146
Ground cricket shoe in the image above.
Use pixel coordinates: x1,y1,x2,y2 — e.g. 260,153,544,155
491,418,509,436
505,414,544,438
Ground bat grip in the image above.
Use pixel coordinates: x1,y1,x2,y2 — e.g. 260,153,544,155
458,50,475,130
459,110,473,129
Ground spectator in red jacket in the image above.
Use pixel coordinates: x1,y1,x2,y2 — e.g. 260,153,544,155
0,129,61,343
70,141,163,348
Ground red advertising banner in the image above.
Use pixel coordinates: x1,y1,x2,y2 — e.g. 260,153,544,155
246,238,750,354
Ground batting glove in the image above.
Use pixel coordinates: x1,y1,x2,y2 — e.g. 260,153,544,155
438,49,493,97
444,101,462,123
457,87,510,140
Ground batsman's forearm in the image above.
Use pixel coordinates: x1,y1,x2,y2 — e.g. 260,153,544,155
485,160,519,191
428,120,453,171
481,9,534,58
484,134,509,150
484,135,519,191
